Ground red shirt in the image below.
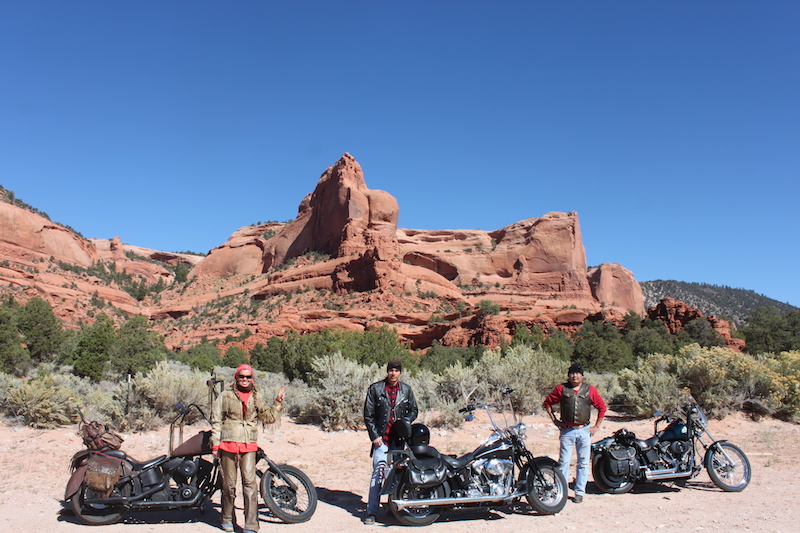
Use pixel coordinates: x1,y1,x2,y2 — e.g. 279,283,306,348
383,380,401,445
543,383,607,426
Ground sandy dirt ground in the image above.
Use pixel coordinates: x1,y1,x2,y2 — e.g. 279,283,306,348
0,408,796,533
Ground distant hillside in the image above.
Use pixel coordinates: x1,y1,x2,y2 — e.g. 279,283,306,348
641,280,799,327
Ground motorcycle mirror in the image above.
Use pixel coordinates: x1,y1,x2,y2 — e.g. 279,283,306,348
653,410,662,417
464,413,474,422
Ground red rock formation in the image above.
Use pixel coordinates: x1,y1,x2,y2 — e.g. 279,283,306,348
647,297,744,351
0,201,98,266
588,263,645,317
1,153,647,351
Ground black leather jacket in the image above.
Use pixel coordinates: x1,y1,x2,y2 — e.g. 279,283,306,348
363,380,418,443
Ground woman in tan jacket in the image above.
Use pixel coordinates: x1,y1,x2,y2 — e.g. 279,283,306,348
211,364,285,533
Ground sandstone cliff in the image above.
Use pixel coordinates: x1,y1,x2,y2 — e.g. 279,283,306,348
1,154,659,351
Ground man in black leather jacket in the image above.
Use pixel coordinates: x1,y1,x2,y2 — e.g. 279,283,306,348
362,359,418,524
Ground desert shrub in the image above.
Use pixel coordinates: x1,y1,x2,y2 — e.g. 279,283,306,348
477,300,500,316
0,372,20,408
299,353,382,431
475,346,569,414
133,361,210,422
421,342,485,374
765,351,800,420
618,353,683,417
6,375,82,428
677,344,782,417
402,368,463,428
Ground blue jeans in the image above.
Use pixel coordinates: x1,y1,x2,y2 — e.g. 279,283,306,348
558,425,591,496
367,444,388,515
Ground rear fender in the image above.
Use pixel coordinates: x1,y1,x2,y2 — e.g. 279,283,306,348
65,465,88,500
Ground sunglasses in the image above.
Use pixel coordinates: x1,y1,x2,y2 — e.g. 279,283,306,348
237,374,253,379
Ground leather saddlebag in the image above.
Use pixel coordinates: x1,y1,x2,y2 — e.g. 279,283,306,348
607,447,638,476
407,457,447,488
84,453,122,497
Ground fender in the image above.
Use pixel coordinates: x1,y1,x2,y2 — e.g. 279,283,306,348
702,439,729,464
533,455,559,470
65,465,88,500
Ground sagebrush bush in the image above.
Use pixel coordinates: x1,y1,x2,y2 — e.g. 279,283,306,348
299,353,382,431
6,375,82,428
618,353,682,417
677,344,783,417
0,372,19,408
476,346,569,414
763,350,800,420
135,361,211,420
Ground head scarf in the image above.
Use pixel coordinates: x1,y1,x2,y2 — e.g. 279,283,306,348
234,364,255,392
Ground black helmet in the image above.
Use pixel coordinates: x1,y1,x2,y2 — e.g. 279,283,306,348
410,423,430,446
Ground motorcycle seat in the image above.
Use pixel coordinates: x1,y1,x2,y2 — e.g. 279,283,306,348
410,445,440,459
102,450,167,471
440,452,475,470
636,436,660,451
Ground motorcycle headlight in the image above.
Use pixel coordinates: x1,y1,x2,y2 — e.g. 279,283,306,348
512,423,527,440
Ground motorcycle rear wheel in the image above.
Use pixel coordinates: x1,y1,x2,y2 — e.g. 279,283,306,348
389,481,446,526
591,454,635,494
705,442,751,492
71,482,128,526
259,464,317,523
525,464,567,514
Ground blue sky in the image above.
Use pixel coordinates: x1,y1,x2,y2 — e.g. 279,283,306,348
2,1,799,307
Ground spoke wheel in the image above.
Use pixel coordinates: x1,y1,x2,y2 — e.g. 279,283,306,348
705,442,751,492
525,464,567,514
260,464,317,523
390,481,446,526
71,482,128,526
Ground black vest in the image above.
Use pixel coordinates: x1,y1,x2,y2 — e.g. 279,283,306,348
560,382,591,425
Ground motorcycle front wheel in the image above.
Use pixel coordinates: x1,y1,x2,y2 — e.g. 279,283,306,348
389,481,446,526
259,464,317,523
705,442,751,492
525,464,567,514
71,482,129,526
591,454,635,494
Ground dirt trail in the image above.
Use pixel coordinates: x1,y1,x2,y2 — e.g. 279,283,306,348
0,410,795,533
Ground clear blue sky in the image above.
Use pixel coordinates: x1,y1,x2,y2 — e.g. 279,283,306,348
2,2,799,307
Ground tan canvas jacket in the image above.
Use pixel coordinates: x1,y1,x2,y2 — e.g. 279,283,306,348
210,386,283,448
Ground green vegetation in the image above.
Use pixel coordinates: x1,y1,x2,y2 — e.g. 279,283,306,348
641,279,799,326
3,287,800,431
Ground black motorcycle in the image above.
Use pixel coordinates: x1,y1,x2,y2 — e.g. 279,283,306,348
65,403,317,525
381,388,568,526
591,400,751,494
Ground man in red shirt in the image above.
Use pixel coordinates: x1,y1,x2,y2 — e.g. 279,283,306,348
543,363,606,504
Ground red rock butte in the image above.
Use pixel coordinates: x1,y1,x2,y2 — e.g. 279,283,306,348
0,153,738,351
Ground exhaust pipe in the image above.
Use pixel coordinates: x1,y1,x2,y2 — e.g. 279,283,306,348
645,469,693,481
391,493,513,510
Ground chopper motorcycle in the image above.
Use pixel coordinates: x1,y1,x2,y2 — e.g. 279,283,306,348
591,400,751,494
65,403,317,526
381,388,568,526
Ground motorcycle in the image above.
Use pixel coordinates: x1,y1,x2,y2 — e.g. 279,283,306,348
65,403,317,526
381,388,568,526
591,400,751,494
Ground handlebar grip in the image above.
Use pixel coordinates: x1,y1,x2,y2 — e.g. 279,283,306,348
458,405,475,413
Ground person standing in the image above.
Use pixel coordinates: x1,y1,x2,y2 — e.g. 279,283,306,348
543,363,606,504
211,364,285,533
362,359,418,525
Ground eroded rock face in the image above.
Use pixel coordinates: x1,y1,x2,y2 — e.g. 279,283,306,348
588,263,645,317
1,201,98,266
0,153,649,351
647,297,743,351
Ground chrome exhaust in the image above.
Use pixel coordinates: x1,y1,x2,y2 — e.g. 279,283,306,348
391,493,512,510
645,469,693,481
